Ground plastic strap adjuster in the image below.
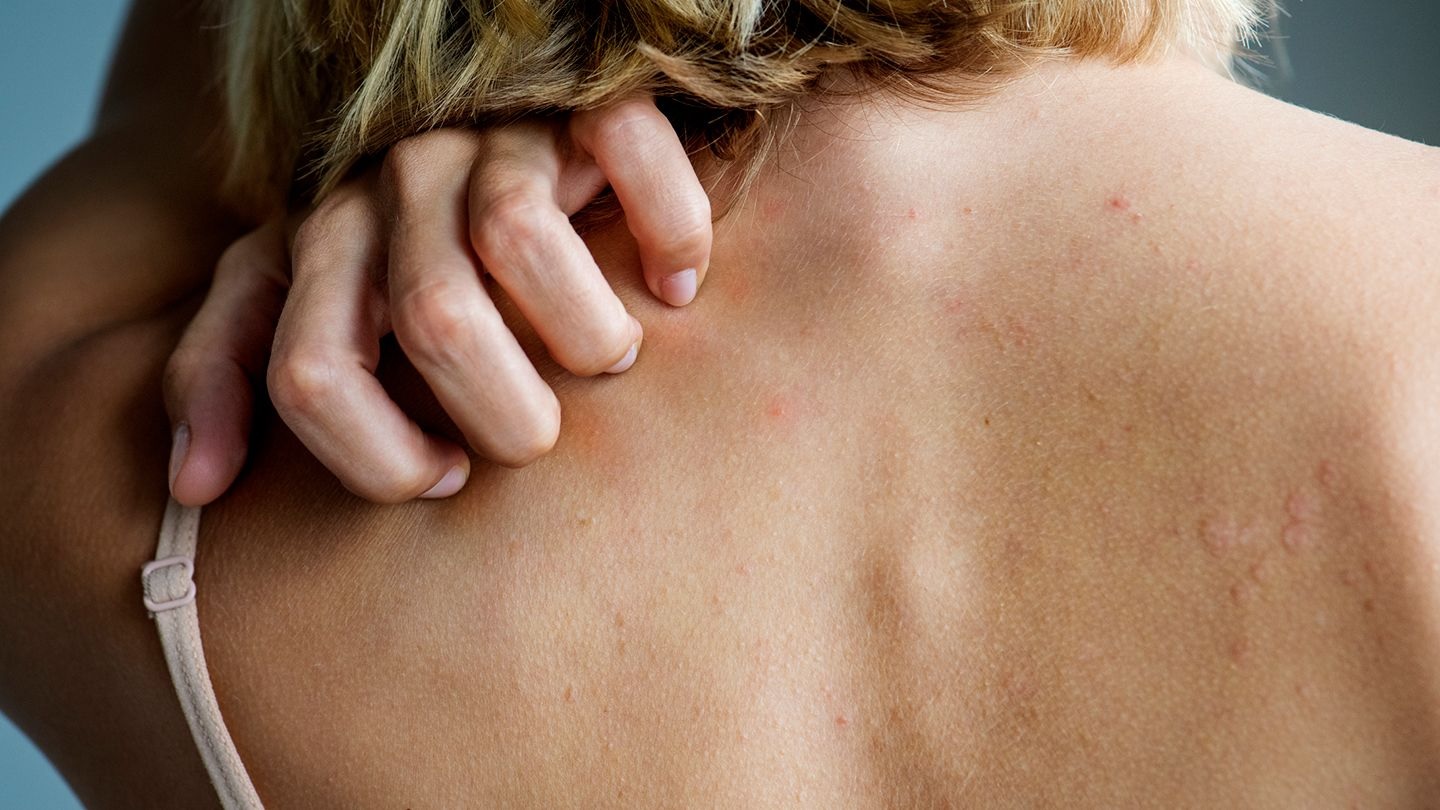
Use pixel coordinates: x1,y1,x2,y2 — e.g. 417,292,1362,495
142,555,197,614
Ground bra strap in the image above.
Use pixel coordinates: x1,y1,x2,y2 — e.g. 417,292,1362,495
141,498,263,809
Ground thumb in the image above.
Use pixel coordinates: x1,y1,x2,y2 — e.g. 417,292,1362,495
163,223,290,506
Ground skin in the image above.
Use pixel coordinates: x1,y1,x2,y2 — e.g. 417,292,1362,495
4,42,1440,810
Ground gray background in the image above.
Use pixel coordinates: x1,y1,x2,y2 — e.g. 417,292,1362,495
0,1,1436,806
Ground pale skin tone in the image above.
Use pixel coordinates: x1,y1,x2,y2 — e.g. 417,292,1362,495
4,5,1440,809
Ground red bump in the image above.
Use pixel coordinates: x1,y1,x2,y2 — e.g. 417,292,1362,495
1106,195,1132,212
1281,521,1313,553
1286,489,1321,522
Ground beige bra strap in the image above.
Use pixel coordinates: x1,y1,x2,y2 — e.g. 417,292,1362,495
141,498,264,809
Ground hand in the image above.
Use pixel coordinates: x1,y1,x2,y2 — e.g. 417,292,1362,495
164,96,712,505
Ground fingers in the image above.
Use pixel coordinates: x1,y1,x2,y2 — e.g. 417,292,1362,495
163,225,289,506
381,131,564,466
268,183,471,503
466,124,643,376
571,97,712,307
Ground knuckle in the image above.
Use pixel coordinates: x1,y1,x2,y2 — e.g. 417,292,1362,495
588,101,663,147
379,136,436,203
394,282,475,364
266,350,342,417
470,192,551,266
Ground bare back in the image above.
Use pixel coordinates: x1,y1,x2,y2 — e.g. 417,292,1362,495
6,57,1440,807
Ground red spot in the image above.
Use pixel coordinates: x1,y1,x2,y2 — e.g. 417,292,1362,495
764,396,789,421
1249,554,1275,584
761,197,784,218
1229,581,1256,605
1229,637,1251,665
1130,212,1145,225
1202,517,1239,558
962,206,975,216
906,207,920,220
1286,490,1321,522
1185,258,1201,272
1121,423,1135,434
725,275,752,305
1005,315,1034,348
1315,460,1339,491
1282,521,1313,553
835,713,850,728
1362,598,1377,614
1106,195,1132,212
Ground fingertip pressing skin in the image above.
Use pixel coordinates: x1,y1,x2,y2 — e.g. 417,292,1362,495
420,463,470,499
659,268,698,307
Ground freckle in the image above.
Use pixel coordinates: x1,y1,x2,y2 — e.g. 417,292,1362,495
962,206,975,216
983,416,992,427
1122,423,1135,434
1362,598,1377,614
1106,194,1132,212
710,592,721,607
835,713,850,728
614,611,625,628
576,516,594,528
563,686,575,704
1282,521,1313,553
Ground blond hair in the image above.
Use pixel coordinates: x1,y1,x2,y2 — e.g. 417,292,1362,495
222,0,1271,214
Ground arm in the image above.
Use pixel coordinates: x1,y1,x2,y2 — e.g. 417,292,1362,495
0,0,245,388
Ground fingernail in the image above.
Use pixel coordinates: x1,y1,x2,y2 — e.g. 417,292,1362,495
168,423,190,493
660,268,697,307
420,466,468,499
605,342,639,374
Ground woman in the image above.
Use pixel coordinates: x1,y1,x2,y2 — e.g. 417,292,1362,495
4,0,1440,807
